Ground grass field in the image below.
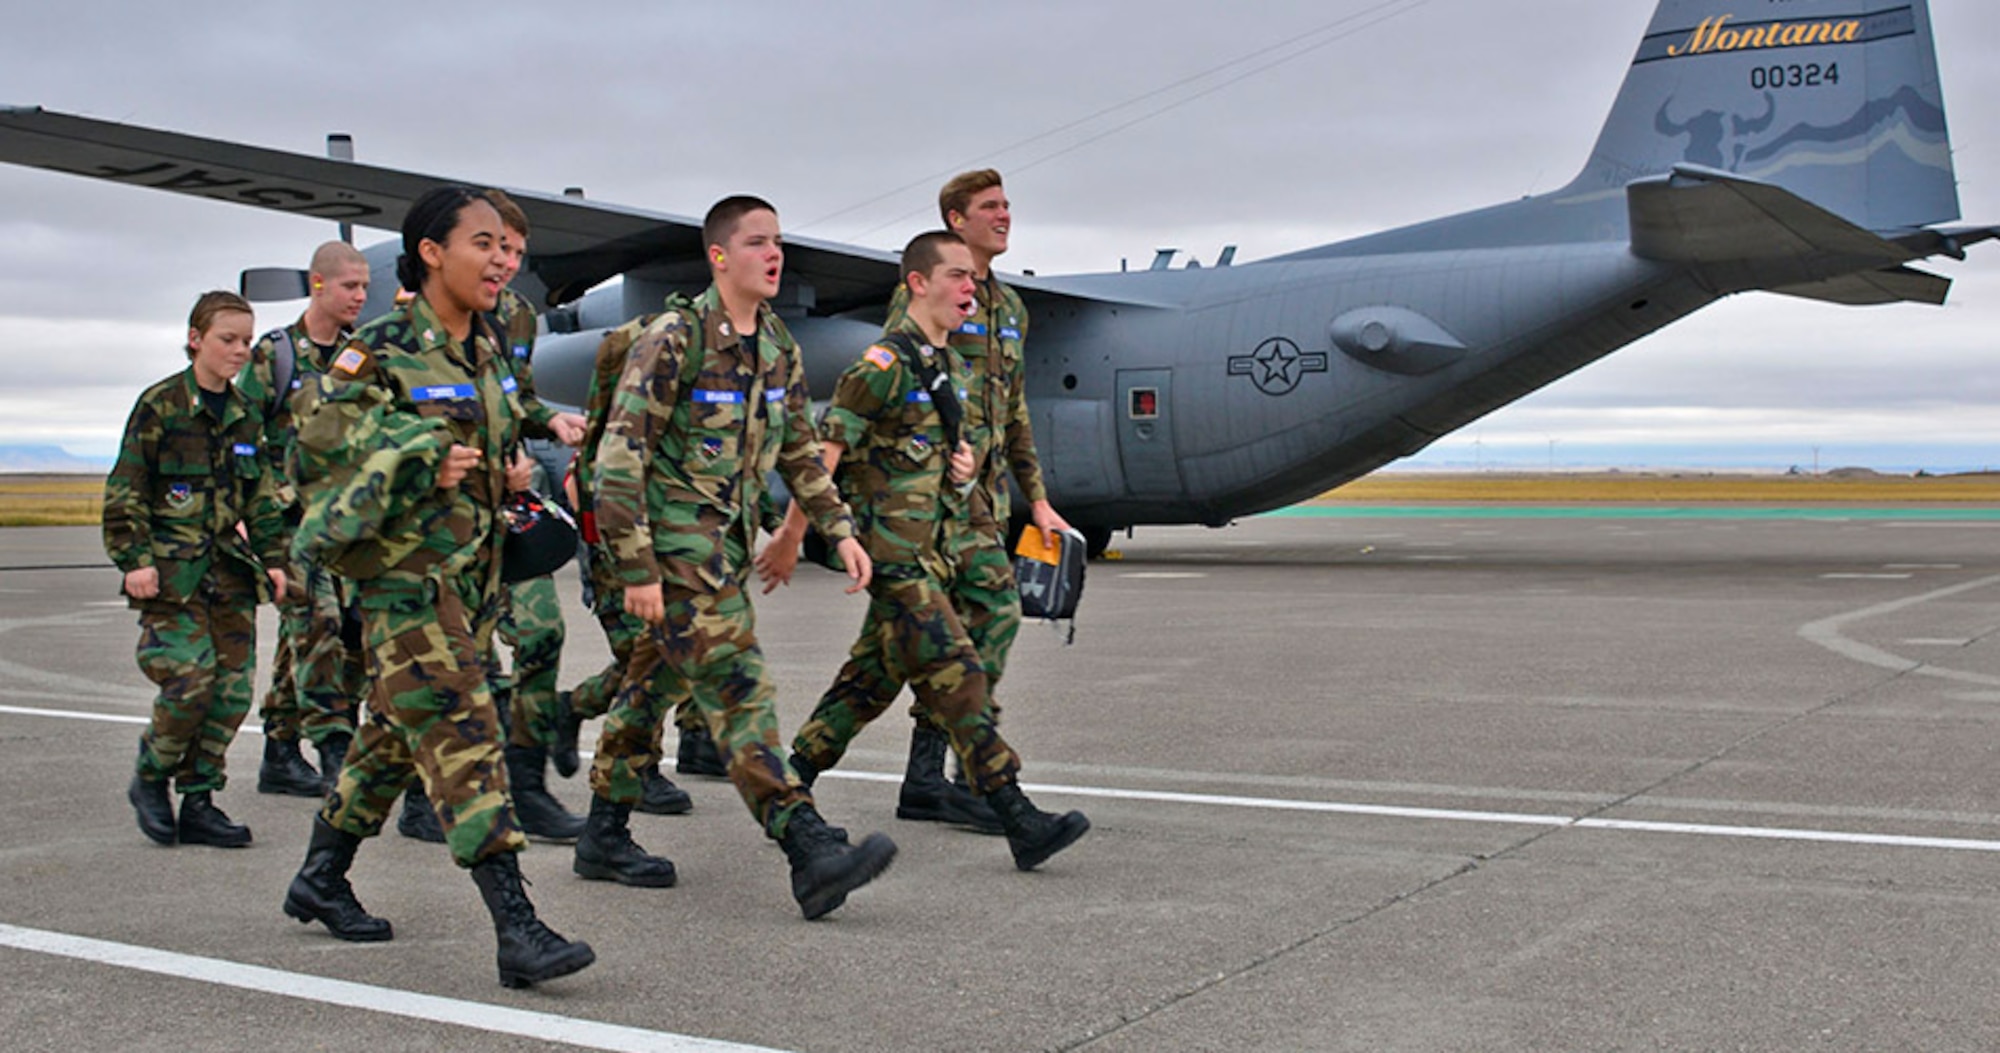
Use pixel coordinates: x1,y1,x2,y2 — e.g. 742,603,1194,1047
4,470,1997,529
0,475,103,527
1318,470,2000,505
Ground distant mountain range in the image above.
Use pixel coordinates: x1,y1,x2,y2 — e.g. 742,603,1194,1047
0,445,112,474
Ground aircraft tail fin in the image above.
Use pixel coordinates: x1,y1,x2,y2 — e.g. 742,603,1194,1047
1575,0,1959,234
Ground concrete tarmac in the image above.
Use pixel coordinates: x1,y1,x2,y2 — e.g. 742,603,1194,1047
3,509,2000,1052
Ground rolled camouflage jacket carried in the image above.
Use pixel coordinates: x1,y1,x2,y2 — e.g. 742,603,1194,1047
593,284,854,592
102,368,287,606
289,295,527,596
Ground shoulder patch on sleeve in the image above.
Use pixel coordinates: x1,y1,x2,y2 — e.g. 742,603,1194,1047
331,347,370,377
863,345,896,371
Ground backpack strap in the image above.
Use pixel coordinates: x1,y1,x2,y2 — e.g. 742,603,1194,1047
879,331,962,453
265,327,296,419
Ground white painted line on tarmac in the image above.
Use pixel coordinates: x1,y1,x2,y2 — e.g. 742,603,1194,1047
1798,573,2000,686
0,923,792,1053
11,705,2000,856
830,771,2000,853
1819,573,1913,580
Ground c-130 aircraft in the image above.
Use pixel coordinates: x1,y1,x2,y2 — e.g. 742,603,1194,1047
0,0,1989,556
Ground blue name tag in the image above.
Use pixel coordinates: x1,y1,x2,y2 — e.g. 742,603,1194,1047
414,384,476,401
232,442,257,457
765,388,787,403
693,389,744,404
512,344,530,360
501,376,519,394
906,390,932,403
957,321,989,336
999,327,1021,340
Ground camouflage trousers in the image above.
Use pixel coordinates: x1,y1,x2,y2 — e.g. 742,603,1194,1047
132,574,259,793
791,530,1022,767
494,574,566,749
588,574,807,836
260,556,362,745
322,574,525,867
569,548,701,744
792,565,1022,794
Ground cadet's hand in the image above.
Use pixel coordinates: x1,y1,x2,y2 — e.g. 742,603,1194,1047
754,526,804,594
624,582,665,625
550,413,587,447
505,450,535,492
834,538,871,593
948,441,976,485
123,566,159,600
438,444,482,490
266,568,288,599
1030,499,1072,550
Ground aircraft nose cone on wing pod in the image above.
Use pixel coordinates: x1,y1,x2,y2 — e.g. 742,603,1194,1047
1329,306,1468,375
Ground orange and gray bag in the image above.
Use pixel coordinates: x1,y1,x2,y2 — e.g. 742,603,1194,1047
1012,527,1086,643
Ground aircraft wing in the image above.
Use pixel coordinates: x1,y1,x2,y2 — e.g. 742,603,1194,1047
0,105,904,311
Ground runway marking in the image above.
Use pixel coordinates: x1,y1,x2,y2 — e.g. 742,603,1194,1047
1904,638,1974,647
10,708,2000,856
1886,563,1963,570
826,771,2000,854
0,923,791,1053
1797,573,2000,687
1819,573,1912,580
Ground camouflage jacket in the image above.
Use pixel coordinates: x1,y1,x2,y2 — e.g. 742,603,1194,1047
493,287,561,439
594,284,855,592
290,295,527,598
885,271,1045,529
821,313,971,578
234,315,351,509
102,367,286,606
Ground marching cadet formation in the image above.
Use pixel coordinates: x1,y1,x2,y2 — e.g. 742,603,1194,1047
102,171,1088,989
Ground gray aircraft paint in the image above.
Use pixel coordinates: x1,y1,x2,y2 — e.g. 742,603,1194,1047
0,0,1988,547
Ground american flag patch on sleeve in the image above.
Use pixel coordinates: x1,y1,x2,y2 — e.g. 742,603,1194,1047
863,345,896,371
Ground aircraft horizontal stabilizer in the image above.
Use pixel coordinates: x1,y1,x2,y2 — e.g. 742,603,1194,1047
1628,164,1913,273
1768,266,1950,307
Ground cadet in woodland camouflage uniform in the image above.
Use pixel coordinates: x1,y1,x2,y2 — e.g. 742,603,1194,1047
234,241,372,797
767,171,1072,833
773,231,1088,873
453,190,592,841
570,195,897,920
106,290,288,848
279,186,593,990
552,317,699,818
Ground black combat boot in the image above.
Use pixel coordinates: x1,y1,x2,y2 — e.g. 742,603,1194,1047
986,782,1090,871
895,725,1003,834
469,851,596,988
778,804,896,920
550,691,583,778
396,790,446,843
572,795,678,887
177,791,252,847
676,724,728,777
128,772,175,846
315,731,351,795
505,744,586,841
283,815,393,941
258,735,324,798
635,763,693,815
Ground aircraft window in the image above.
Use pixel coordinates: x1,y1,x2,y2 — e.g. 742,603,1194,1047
1129,388,1159,419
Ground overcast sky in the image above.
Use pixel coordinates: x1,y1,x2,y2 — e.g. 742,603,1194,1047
1,0,1995,470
